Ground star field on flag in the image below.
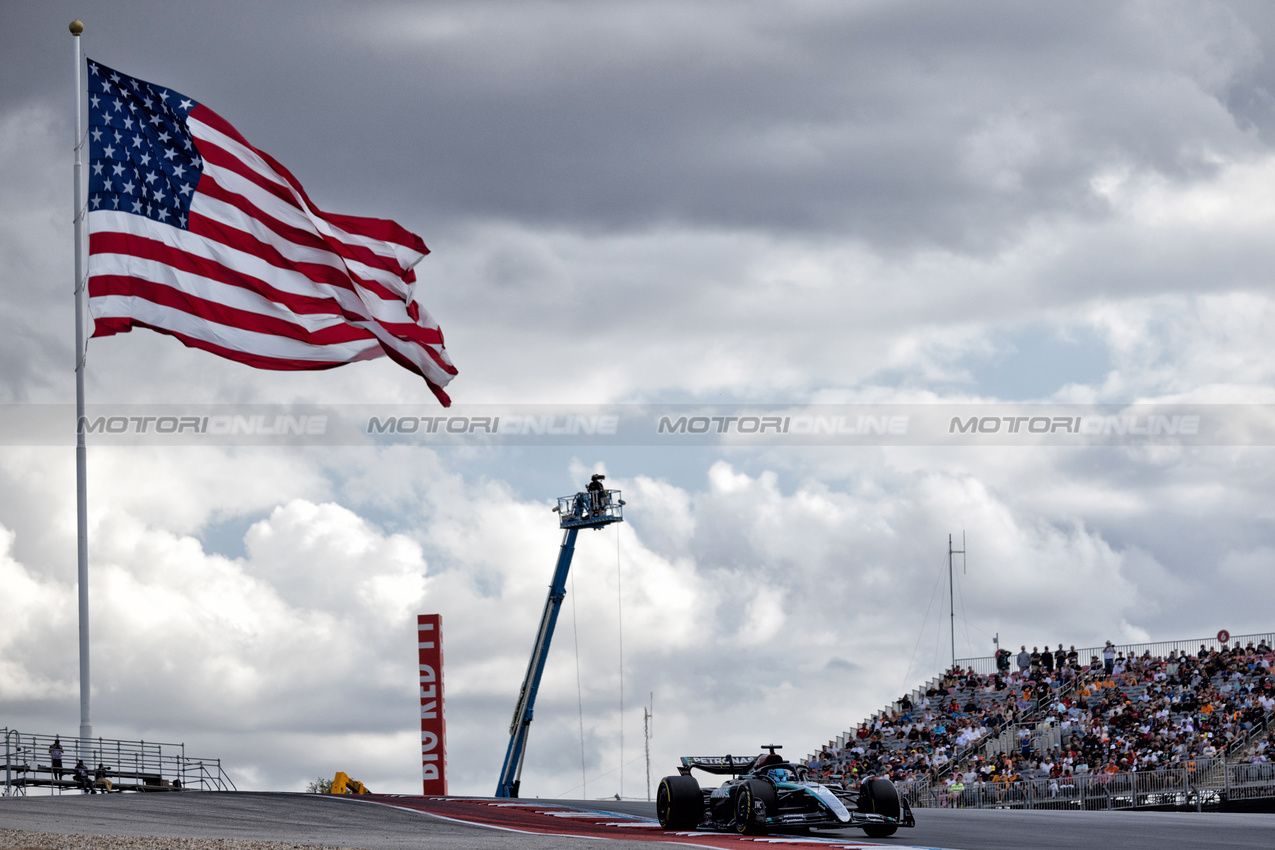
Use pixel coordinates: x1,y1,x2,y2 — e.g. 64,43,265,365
87,63,202,227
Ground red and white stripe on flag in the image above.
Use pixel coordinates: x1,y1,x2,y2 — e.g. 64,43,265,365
86,64,456,405
418,614,447,795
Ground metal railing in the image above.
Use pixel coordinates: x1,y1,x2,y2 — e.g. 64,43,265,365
1,727,236,796
1229,761,1275,801
1224,709,1273,760
957,632,1275,676
901,760,1275,811
556,489,623,528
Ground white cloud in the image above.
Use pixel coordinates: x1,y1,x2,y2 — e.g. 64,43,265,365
2,434,1275,796
0,525,75,702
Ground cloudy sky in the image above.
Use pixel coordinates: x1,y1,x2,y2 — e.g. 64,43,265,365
4,0,1275,798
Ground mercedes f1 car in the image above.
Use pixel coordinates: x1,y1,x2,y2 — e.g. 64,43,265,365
656,746,915,838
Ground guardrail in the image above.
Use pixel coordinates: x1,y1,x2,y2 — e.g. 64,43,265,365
900,760,1275,811
1,727,236,796
957,631,1275,676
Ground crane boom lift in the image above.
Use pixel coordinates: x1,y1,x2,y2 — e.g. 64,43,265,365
495,483,623,798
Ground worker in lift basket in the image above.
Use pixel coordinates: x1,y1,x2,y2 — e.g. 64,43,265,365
587,474,607,515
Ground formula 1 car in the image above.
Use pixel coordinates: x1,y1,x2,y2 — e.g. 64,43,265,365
656,746,914,838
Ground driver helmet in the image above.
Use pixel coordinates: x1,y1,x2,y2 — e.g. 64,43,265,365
766,767,796,783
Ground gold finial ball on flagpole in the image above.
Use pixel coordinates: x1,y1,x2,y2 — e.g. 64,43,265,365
70,20,85,36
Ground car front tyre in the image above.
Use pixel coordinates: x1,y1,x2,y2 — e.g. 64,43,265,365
733,780,770,835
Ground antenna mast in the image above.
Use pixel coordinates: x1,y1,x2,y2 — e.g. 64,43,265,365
643,692,653,801
948,532,966,669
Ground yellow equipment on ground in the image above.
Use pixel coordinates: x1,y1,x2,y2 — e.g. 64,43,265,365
330,771,370,795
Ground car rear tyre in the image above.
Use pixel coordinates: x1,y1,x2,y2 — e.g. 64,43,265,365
859,777,901,837
657,775,702,830
733,779,775,835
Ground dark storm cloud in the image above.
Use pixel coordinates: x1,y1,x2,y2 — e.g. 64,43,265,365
8,1,1273,255
317,0,1273,251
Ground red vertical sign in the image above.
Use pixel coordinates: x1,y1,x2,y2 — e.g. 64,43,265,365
418,614,447,795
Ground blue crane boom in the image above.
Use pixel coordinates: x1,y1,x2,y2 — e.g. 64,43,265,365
495,485,623,798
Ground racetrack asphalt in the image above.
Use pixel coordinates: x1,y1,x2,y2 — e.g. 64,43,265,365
2,791,1274,849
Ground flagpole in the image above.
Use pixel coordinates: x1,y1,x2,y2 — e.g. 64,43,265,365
70,19,93,745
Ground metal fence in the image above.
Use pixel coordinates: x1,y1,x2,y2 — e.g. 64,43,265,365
1229,761,1275,801
957,631,1275,675
2,727,236,795
901,761,1275,811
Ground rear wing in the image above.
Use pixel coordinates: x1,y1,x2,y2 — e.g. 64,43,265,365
679,755,757,775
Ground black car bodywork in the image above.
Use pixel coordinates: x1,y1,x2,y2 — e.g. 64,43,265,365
656,747,915,838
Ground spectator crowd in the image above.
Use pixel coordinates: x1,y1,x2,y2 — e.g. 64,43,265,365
806,638,1275,794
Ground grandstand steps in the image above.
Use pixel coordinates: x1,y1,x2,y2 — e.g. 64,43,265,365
816,673,943,759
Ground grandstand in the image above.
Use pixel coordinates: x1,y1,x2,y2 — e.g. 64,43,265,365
807,631,1275,811
1,728,235,795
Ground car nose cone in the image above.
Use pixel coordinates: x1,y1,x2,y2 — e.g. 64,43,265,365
806,783,851,823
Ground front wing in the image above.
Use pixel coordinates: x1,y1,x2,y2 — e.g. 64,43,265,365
768,809,906,831
770,789,915,832
705,784,915,834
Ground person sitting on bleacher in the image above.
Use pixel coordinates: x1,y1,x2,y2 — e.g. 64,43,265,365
73,760,93,793
94,764,112,793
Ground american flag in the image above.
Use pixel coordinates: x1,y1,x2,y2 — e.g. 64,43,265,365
85,59,457,406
